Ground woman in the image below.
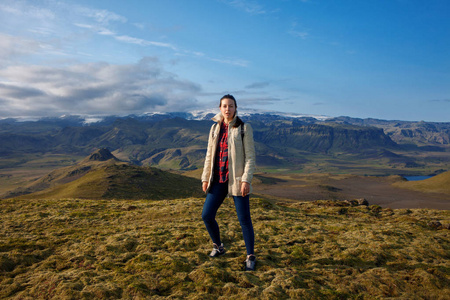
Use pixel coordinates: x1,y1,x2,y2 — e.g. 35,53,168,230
201,94,257,271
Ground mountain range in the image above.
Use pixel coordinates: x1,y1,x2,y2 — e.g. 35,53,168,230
0,111,449,176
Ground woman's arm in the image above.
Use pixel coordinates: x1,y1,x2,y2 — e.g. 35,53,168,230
201,124,216,188
241,123,256,184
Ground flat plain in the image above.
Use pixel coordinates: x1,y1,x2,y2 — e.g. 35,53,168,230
253,173,450,210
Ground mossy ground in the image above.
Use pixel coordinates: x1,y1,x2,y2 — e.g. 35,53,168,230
1,197,449,299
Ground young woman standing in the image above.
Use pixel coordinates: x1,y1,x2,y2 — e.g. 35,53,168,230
201,94,257,271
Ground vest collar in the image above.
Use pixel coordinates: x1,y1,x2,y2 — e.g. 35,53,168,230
212,112,237,127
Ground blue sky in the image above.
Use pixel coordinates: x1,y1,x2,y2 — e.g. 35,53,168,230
0,0,449,122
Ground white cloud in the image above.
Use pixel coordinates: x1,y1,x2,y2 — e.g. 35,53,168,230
0,1,251,119
288,21,309,39
1,1,250,69
238,96,282,106
245,81,270,89
0,58,202,117
114,35,178,50
207,57,249,67
221,0,267,15
0,1,55,20
0,33,41,63
73,5,127,25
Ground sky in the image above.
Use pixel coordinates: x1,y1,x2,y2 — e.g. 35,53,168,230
0,0,449,122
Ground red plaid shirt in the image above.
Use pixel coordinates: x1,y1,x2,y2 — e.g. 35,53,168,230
214,122,229,183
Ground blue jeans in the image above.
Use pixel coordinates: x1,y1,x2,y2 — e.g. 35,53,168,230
202,181,255,255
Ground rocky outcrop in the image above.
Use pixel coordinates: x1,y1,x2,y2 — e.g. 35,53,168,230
86,148,117,162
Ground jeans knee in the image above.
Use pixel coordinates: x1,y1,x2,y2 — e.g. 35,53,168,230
202,212,214,224
236,211,252,225
240,219,253,231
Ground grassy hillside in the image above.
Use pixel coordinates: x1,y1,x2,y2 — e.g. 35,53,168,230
13,164,203,200
394,171,450,194
1,197,448,299
1,148,121,198
3,160,118,198
3,148,204,200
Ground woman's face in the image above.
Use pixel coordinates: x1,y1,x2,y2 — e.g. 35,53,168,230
220,98,236,122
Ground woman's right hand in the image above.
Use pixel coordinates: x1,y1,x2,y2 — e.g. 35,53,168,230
202,181,209,193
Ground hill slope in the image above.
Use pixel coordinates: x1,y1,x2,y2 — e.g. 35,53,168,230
393,171,450,194
14,164,203,200
2,149,121,198
5,149,203,200
0,198,449,299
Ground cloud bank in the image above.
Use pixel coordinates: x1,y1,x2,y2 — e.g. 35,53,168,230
0,57,201,118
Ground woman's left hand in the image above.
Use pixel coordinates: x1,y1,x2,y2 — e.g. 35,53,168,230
241,182,250,197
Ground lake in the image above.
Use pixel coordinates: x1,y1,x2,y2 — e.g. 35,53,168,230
404,176,434,181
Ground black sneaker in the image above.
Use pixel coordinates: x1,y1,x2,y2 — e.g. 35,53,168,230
245,255,256,271
209,243,225,257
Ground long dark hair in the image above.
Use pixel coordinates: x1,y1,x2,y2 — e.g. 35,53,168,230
219,94,243,128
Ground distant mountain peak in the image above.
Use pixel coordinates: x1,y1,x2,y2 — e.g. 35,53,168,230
86,148,117,162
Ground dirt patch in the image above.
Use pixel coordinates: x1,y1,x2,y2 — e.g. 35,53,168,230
254,174,450,210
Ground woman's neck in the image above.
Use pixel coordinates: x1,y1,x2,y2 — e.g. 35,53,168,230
223,115,234,124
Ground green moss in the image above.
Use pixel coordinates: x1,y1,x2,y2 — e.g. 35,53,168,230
0,198,449,299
